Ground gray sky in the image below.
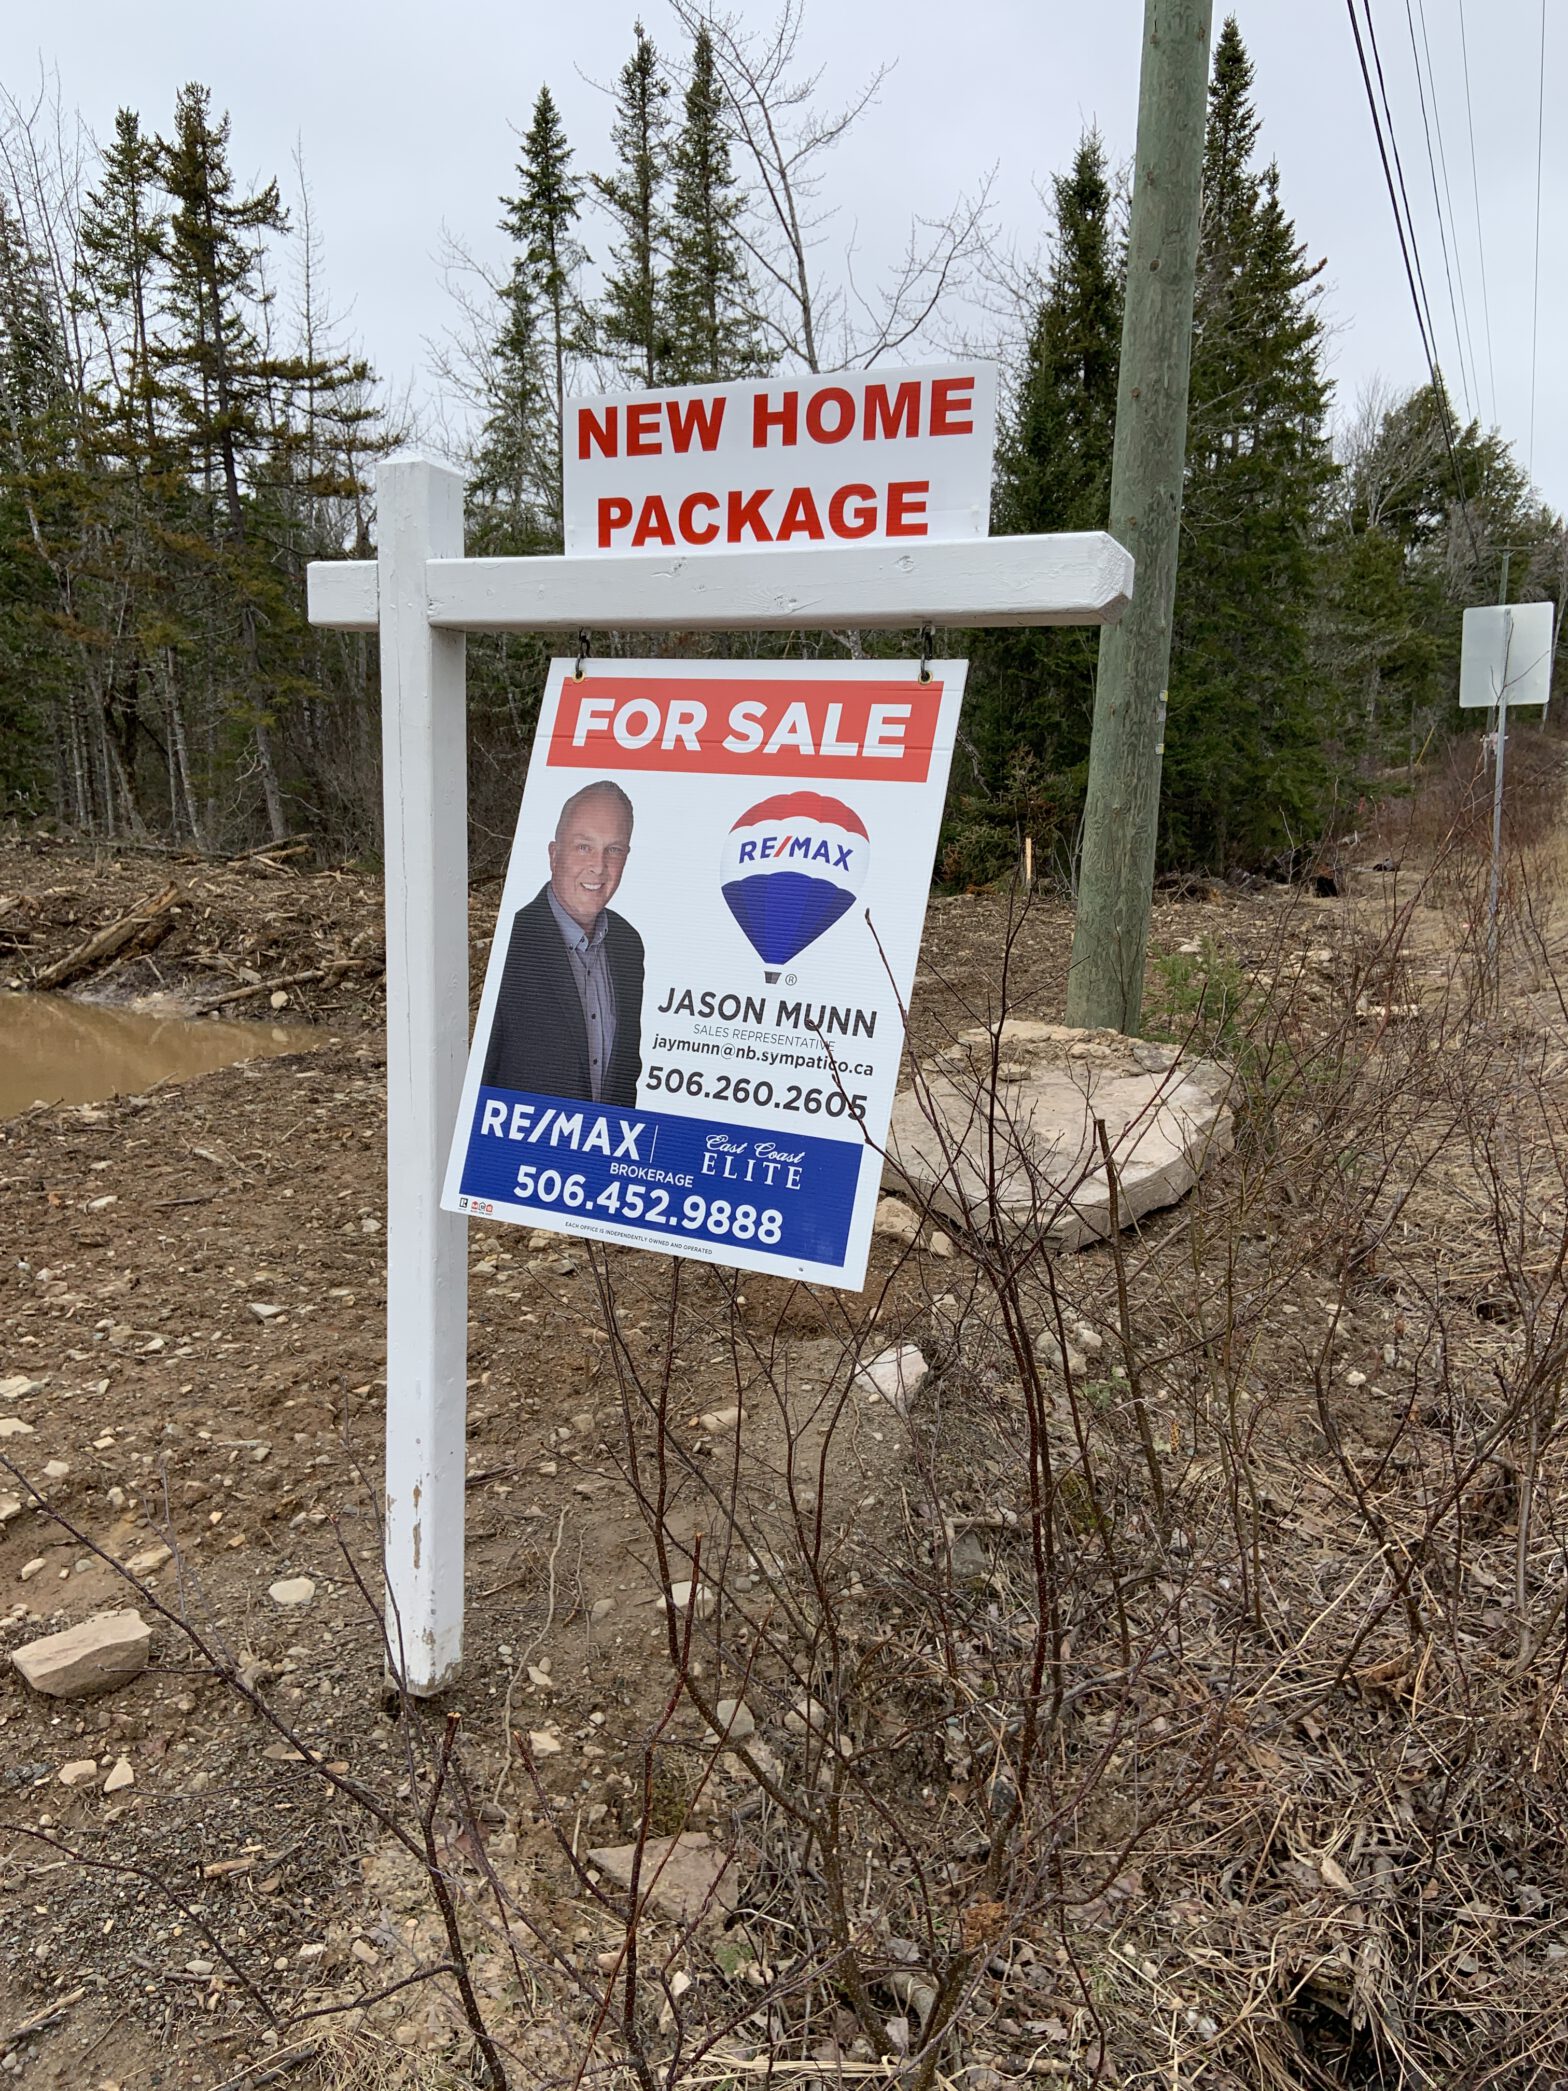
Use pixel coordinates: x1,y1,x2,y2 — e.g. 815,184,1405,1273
32,0,1567,523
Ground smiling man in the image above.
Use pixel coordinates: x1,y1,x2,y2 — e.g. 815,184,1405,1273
480,780,645,1106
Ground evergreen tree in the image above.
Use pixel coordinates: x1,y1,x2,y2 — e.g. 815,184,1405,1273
1163,18,1334,869
666,26,763,382
157,85,292,537
593,24,673,385
469,257,552,550
995,132,1120,541
949,130,1122,882
78,109,167,458
503,86,586,497
0,197,75,813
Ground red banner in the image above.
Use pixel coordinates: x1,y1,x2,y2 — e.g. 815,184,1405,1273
547,675,942,783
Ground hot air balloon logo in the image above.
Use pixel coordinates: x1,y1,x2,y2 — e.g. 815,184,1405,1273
720,793,870,982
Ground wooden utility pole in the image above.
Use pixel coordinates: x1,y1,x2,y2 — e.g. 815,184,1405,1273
1066,0,1214,1034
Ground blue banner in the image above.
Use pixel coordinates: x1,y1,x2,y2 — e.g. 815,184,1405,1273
455,1086,864,1267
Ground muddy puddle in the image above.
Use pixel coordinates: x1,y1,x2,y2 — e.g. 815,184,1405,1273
0,993,322,1117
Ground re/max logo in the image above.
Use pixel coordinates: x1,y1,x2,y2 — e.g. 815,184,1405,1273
735,835,854,868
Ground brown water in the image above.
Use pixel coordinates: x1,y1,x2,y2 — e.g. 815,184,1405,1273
0,993,322,1117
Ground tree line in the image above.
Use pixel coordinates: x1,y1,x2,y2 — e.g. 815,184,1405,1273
0,12,1560,871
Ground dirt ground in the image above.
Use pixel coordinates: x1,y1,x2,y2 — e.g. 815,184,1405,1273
0,799,1565,2090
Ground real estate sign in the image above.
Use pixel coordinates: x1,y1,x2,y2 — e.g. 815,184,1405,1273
443,658,964,1287
562,363,998,557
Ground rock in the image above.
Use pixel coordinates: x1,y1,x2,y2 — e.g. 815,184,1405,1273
19,1557,44,1580
852,1345,929,1417
785,1694,831,1737
1035,1331,1087,1380
13,1611,151,1698
103,1756,134,1794
661,1579,715,1619
873,1196,921,1244
248,1302,285,1323
127,1544,172,1575
587,1831,738,1926
589,1597,615,1623
928,1230,956,1259
86,1194,117,1212
528,1730,563,1757
268,1577,315,1607
269,992,290,1011
43,1460,69,1481
886,1021,1233,1251
0,1417,35,1438
0,1495,21,1524
0,1376,39,1401
715,1697,755,1741
58,1758,99,1786
696,1406,739,1435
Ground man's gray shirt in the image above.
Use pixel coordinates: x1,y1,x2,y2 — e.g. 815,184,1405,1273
547,888,618,1102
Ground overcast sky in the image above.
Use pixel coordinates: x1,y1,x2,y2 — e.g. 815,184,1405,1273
27,0,1565,525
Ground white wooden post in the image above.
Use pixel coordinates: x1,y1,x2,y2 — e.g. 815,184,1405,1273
377,456,469,1694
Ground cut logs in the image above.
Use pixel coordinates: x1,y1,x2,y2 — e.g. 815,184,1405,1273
30,885,182,992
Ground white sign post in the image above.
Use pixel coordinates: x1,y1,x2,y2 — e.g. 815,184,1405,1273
307,372,1133,1696
1459,600,1554,956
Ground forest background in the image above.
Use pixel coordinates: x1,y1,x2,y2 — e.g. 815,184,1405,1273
0,9,1561,882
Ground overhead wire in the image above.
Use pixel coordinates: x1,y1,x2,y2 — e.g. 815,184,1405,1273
1404,0,1478,417
1362,0,1447,384
1455,0,1499,423
1343,0,1484,566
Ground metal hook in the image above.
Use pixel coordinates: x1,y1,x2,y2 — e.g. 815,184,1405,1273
573,629,591,681
918,624,935,684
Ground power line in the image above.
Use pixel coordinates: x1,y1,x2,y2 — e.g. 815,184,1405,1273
1362,0,1446,385
1343,0,1483,565
1456,0,1498,424
1405,0,1479,418
1528,0,1546,479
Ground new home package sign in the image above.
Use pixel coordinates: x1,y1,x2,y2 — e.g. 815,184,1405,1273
563,362,997,554
443,658,965,1287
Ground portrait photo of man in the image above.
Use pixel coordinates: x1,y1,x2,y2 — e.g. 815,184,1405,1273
480,780,644,1107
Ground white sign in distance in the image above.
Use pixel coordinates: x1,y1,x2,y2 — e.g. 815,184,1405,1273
443,657,965,1289
562,363,998,558
1459,601,1555,709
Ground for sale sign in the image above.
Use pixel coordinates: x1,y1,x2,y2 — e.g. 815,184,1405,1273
442,658,965,1287
562,364,997,557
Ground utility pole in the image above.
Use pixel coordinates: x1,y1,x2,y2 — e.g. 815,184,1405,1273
1066,0,1214,1034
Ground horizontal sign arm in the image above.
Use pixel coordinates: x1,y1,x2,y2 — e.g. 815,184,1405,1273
306,531,1133,635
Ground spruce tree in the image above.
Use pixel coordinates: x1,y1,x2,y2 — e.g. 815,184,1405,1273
469,258,552,550
953,130,1122,879
1163,19,1334,869
593,23,673,386
503,86,586,495
79,110,167,459
666,26,763,382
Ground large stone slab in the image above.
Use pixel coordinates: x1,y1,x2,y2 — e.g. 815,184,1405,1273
587,1831,738,1926
885,1020,1232,1250
12,1610,151,1698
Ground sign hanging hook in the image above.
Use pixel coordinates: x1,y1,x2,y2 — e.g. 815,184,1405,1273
573,629,592,682
918,624,935,684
